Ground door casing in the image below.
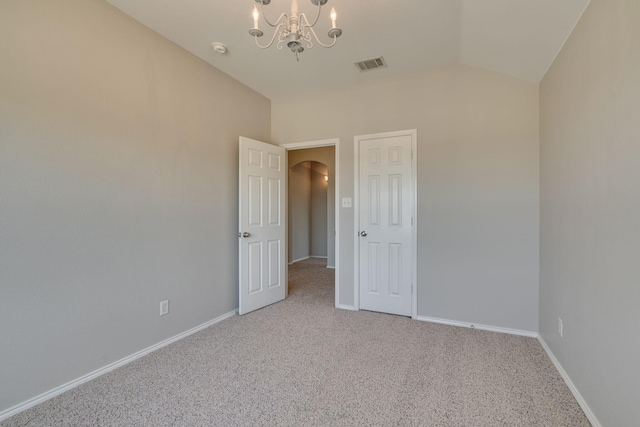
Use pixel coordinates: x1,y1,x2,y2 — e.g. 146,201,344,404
353,130,418,318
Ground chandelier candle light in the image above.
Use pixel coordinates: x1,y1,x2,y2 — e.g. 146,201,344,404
249,0,342,61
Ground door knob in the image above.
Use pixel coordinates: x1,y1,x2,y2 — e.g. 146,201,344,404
360,231,367,237
239,232,251,238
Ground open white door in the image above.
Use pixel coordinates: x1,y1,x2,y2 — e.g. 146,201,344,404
238,137,286,315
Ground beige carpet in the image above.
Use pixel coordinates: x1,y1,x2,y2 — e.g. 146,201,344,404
3,258,589,426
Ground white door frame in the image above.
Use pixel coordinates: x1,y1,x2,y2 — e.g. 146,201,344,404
280,138,340,308
353,130,418,318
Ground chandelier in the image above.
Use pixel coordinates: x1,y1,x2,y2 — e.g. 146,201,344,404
249,0,342,61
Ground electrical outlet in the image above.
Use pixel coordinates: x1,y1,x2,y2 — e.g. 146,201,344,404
558,317,563,338
341,197,352,208
160,300,169,316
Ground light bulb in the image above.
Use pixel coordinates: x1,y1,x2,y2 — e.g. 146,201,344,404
330,7,337,28
253,5,260,29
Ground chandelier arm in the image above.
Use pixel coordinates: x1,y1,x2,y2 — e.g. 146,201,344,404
304,24,338,48
260,2,288,28
302,32,313,49
276,31,288,50
254,23,287,49
307,4,322,28
299,12,319,31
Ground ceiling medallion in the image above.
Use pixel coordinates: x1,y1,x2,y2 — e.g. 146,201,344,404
249,0,342,61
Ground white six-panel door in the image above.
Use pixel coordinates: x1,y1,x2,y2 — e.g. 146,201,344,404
238,137,286,315
357,132,415,317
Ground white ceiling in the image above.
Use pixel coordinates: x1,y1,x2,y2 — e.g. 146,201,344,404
105,0,590,100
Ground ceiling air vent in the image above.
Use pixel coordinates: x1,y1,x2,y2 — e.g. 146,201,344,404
354,56,387,72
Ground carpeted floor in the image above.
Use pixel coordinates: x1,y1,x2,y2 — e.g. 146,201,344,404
3,258,589,426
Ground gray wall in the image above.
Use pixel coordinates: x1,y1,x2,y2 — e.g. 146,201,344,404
288,161,329,261
310,162,328,258
288,162,312,262
540,0,640,425
288,147,336,267
273,65,540,332
0,0,270,413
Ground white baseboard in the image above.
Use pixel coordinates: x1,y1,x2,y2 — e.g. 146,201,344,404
289,256,329,265
336,303,358,311
326,265,335,269
538,337,601,427
0,310,237,422
415,315,538,338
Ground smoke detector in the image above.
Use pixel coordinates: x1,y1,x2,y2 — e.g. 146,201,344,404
212,43,228,55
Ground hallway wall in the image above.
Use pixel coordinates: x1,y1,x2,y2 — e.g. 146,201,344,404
289,162,312,262
310,162,328,258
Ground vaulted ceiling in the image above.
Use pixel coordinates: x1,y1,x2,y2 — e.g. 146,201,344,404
105,0,590,100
